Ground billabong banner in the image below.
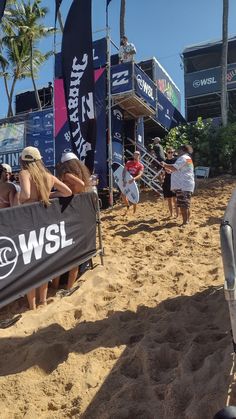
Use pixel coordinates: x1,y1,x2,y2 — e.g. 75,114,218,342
0,193,97,309
61,0,96,171
0,0,6,22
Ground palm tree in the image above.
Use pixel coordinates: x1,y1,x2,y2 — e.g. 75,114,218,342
221,0,229,126
120,0,126,39
3,0,54,112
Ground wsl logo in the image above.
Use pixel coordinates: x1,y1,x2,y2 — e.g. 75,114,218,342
0,237,18,280
0,221,73,280
136,74,154,100
193,77,217,88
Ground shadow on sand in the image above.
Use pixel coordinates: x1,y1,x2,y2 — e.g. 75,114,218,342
0,286,234,418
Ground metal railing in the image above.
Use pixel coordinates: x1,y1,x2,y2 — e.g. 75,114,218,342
125,137,163,195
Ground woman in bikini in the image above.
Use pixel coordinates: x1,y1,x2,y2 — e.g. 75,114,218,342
0,164,17,208
53,152,92,290
19,146,72,310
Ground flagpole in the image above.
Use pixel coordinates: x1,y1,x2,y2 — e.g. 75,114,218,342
106,16,113,206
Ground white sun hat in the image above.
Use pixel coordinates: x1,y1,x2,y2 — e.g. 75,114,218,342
61,152,79,163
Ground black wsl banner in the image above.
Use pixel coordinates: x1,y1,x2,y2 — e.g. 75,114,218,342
0,0,6,22
0,193,97,309
61,0,96,171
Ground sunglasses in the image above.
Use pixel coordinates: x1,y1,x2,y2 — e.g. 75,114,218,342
167,151,174,154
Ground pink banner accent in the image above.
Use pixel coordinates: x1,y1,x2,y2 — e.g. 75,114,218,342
54,79,67,137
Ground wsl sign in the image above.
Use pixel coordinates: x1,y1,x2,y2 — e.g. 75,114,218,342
61,0,96,171
0,194,97,309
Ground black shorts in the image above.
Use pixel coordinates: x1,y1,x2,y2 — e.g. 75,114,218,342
176,190,192,209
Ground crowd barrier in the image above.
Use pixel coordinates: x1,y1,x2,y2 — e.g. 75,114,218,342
0,192,103,309
220,190,236,352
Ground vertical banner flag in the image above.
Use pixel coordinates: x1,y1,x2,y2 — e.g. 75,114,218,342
106,0,112,9
55,0,63,24
0,0,6,22
61,0,96,172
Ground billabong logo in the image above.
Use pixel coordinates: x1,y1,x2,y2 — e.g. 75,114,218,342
0,237,18,279
136,74,154,100
112,70,129,87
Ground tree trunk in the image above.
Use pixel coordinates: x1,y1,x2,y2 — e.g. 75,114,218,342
30,39,42,111
120,0,126,39
7,75,17,117
221,0,229,127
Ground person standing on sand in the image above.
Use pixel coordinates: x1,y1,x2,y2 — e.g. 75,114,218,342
161,144,195,226
122,150,144,215
162,148,178,218
53,152,92,290
19,146,72,310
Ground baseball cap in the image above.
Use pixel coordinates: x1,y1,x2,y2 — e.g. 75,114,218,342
61,152,79,163
2,163,12,173
21,147,42,162
133,150,140,155
153,137,161,141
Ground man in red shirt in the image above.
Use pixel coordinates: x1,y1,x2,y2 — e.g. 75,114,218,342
122,150,144,214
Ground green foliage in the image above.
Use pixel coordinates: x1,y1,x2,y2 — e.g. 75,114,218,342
163,117,236,175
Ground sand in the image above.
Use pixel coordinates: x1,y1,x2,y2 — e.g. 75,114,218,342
0,177,236,419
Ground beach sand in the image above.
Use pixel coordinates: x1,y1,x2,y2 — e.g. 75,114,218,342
0,177,236,418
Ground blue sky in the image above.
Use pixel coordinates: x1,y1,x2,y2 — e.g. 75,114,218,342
1,0,236,118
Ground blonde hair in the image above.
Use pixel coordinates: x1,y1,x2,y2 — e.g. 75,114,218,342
21,160,51,206
57,159,92,192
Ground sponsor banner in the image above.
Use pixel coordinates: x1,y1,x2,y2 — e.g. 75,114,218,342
153,60,181,111
0,151,22,171
54,78,71,163
112,106,124,165
55,38,107,78
111,63,133,95
0,193,96,309
155,90,185,130
185,63,236,98
134,65,157,110
0,122,25,152
93,38,107,69
0,0,6,22
26,109,54,167
61,0,96,171
54,69,107,186
0,122,25,171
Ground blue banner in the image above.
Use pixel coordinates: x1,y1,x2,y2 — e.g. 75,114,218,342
61,0,96,171
185,63,236,98
111,63,133,95
93,38,107,69
26,109,54,167
155,91,185,130
112,106,124,165
134,65,157,110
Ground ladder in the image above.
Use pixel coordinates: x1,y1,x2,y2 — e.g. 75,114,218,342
125,138,164,195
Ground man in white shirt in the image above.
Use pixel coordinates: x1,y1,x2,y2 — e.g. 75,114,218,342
161,144,195,225
119,36,136,63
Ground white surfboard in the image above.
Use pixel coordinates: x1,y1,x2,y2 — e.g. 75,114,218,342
113,164,139,204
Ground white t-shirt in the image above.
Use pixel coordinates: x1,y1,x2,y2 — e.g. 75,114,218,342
173,153,195,192
119,43,136,63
